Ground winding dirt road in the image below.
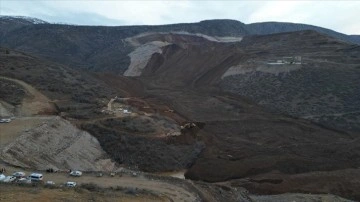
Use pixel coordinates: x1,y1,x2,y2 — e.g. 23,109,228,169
0,164,200,202
0,76,56,116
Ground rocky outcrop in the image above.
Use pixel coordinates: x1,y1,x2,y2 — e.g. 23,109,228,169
1,116,116,171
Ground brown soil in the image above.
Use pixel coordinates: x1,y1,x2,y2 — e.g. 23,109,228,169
231,168,360,201
0,116,52,147
0,184,165,202
1,30,360,201
0,164,200,202
0,76,57,116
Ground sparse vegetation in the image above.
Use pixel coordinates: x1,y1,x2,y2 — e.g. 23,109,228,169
0,79,25,105
1,18,360,202
221,61,360,132
82,121,204,172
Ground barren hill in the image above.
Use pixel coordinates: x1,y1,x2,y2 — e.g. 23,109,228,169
1,17,360,200
0,16,359,74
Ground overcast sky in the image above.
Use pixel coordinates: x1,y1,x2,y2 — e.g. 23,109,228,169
1,1,359,35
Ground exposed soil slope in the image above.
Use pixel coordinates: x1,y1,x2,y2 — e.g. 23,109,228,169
1,116,116,171
0,76,56,116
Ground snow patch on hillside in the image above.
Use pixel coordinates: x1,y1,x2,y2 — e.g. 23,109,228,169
126,31,242,44
0,15,48,24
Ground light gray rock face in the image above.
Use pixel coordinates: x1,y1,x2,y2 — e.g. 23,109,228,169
1,116,116,171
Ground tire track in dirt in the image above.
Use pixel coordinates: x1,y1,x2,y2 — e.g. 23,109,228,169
0,76,56,116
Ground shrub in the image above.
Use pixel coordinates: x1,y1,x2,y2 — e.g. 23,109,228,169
80,183,103,192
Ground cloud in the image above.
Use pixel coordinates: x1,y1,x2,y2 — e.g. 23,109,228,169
0,1,359,34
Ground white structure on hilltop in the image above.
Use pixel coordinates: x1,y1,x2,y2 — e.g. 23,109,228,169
267,56,302,65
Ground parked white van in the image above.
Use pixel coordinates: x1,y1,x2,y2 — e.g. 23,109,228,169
29,173,43,181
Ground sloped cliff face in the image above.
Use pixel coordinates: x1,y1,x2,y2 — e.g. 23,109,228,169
1,116,116,171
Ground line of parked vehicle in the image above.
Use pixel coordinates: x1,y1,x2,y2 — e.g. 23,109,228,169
0,170,83,187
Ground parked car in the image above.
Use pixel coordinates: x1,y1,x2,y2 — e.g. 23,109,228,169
17,177,32,184
65,181,77,187
29,173,43,181
3,176,16,183
12,172,26,178
0,174,6,181
69,171,82,177
0,118,11,123
45,181,55,185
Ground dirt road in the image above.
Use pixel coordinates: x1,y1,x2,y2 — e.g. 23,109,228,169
0,76,56,116
0,165,200,202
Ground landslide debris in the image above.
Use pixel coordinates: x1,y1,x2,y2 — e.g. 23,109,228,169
81,117,205,172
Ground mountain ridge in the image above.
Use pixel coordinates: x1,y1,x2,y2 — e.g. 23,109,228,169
1,15,359,42
1,15,359,75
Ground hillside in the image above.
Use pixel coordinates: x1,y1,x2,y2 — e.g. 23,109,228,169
0,47,117,119
0,16,359,74
90,31,360,200
1,16,360,201
220,31,360,132
247,21,360,44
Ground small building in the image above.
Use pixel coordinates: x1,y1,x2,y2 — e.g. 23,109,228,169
267,56,302,65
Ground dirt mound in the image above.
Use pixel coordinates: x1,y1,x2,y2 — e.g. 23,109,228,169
1,116,116,171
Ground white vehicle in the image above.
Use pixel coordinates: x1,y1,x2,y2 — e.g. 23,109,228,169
12,171,26,178
3,176,16,183
0,174,6,181
29,173,43,181
0,118,11,123
69,170,82,177
45,181,55,185
65,181,77,187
